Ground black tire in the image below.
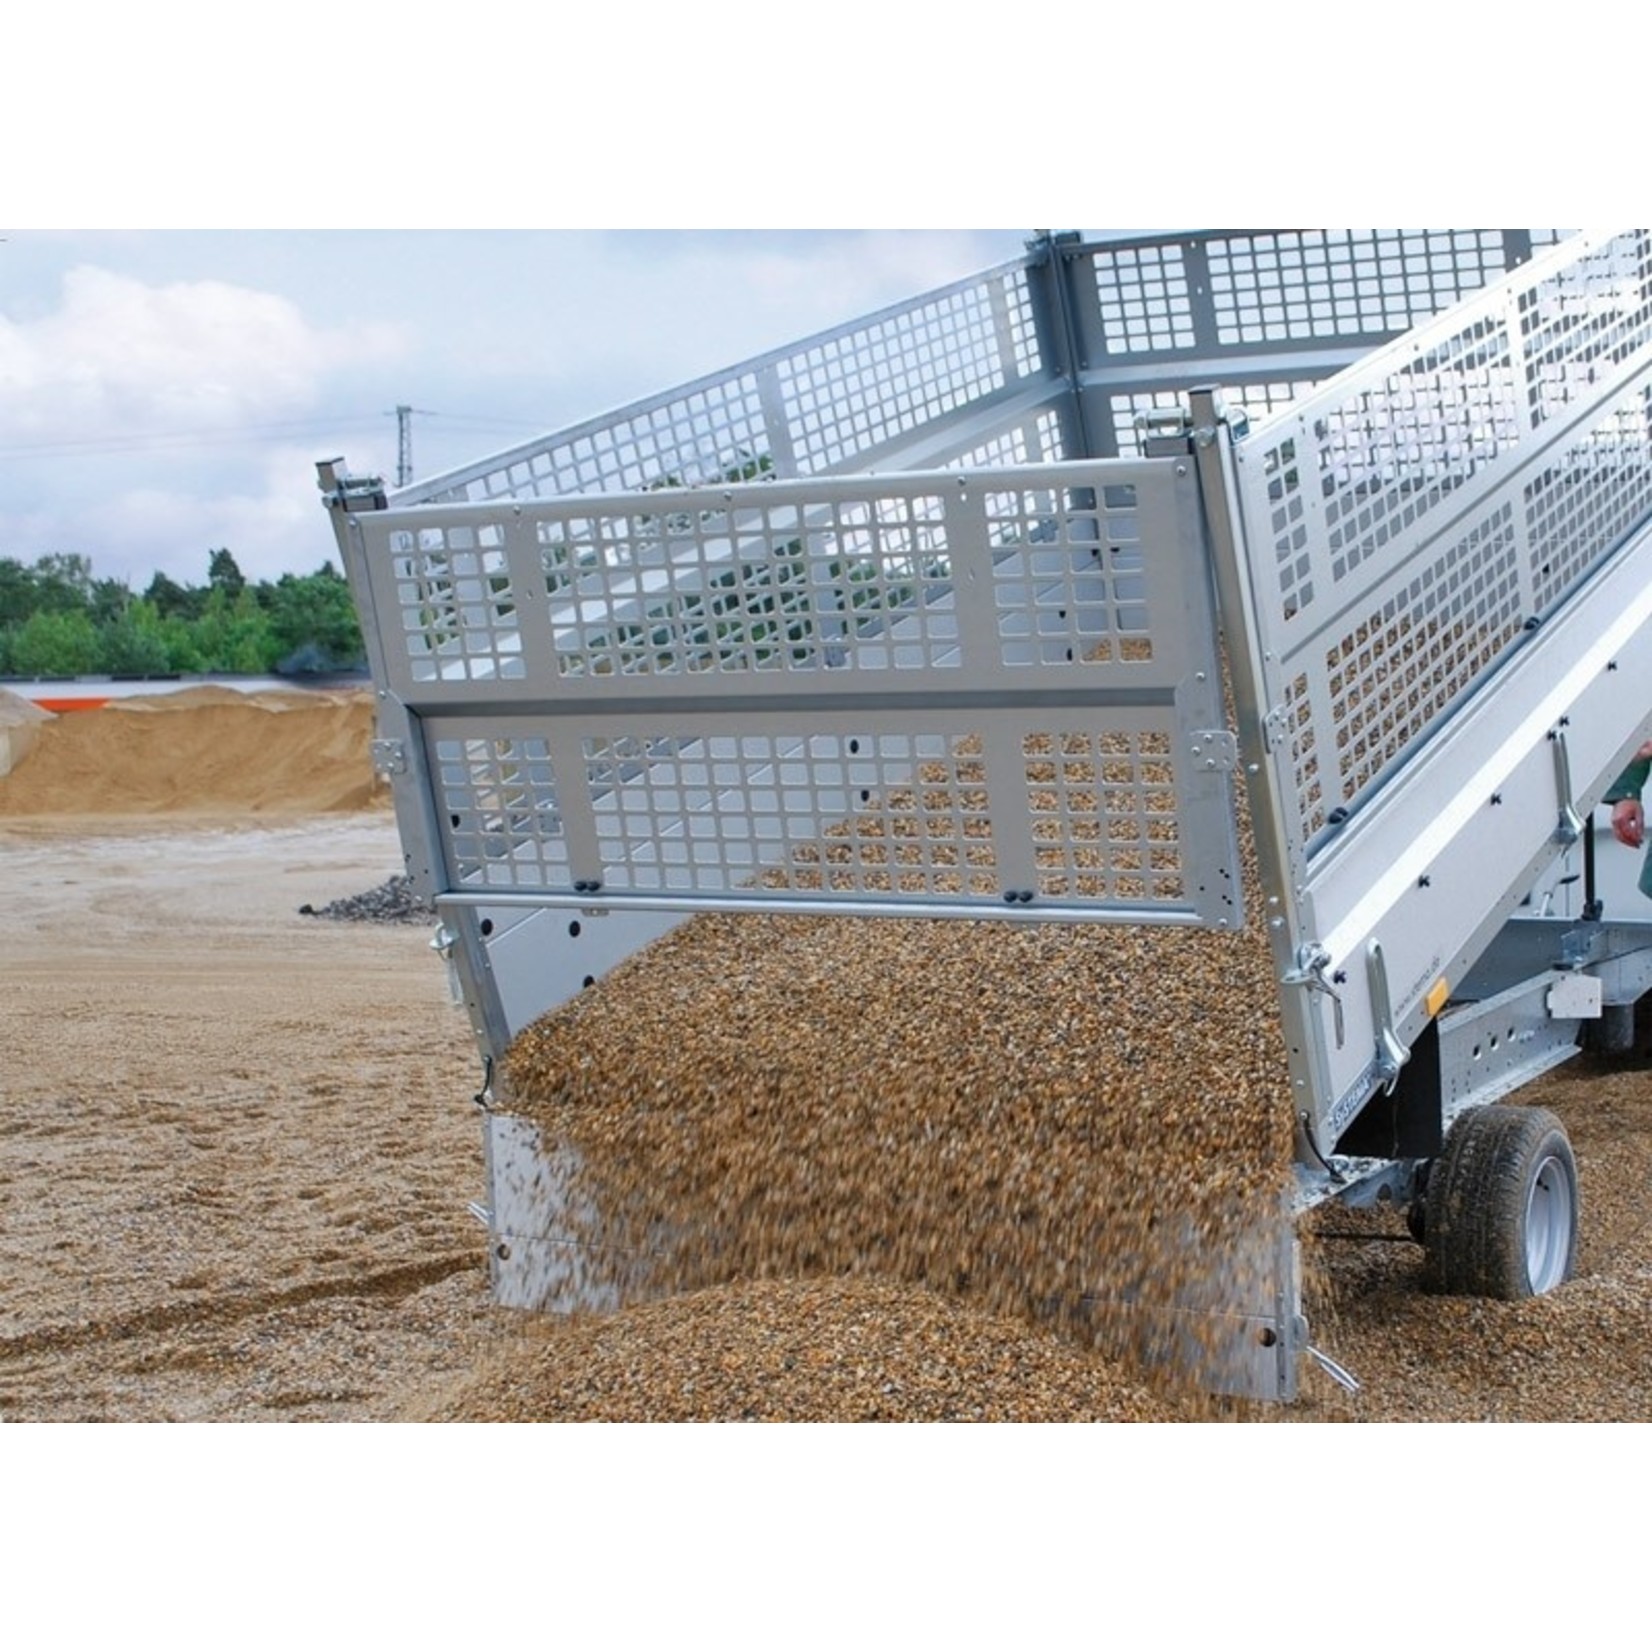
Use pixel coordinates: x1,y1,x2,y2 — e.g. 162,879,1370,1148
1584,1001,1636,1058
1405,1164,1429,1245
1424,1104,1578,1298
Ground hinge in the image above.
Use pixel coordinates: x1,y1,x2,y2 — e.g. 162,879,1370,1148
1188,729,1238,772
371,738,408,777
1262,703,1290,753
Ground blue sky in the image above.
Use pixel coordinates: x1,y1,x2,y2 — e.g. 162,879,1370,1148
0,229,1038,589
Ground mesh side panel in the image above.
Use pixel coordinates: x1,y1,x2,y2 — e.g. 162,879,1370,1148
458,377,771,504
1283,672,1323,840
1208,230,1509,345
985,482,1149,667
433,721,1197,913
1526,383,1652,613
1259,312,1521,625
1092,242,1195,353
436,736,567,887
779,282,1024,472
1518,232,1652,427
583,731,1000,898
391,522,522,681
942,407,1067,469
542,493,958,679
1324,503,1523,812
419,266,1041,505
1026,729,1184,902
1239,230,1652,854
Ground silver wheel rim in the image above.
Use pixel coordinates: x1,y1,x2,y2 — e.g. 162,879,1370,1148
1524,1152,1574,1293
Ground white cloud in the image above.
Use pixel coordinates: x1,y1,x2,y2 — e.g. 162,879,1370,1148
0,266,403,445
5,445,360,589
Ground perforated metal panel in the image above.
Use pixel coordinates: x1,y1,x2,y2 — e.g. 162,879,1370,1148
348,461,1242,927
1202,230,1652,1159
400,260,1055,507
1236,230,1652,857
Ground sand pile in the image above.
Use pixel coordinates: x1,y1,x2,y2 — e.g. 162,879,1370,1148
0,688,53,779
0,686,387,817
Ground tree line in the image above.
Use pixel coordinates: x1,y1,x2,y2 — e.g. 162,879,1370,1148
0,550,366,678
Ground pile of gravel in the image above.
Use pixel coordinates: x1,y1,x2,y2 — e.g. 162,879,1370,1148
299,875,435,925
407,1275,1233,1423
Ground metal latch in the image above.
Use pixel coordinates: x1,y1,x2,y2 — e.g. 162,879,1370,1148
1550,725,1584,845
1284,942,1345,1047
430,923,463,1005
1366,939,1409,1092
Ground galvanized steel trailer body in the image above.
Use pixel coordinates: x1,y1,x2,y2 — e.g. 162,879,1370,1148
322,229,1652,1399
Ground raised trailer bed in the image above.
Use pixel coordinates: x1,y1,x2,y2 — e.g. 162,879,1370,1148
321,229,1652,1398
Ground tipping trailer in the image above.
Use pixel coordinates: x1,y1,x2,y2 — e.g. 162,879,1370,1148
320,229,1652,1400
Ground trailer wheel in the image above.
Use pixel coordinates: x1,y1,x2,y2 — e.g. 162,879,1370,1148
1425,1105,1578,1298
1584,1001,1636,1057
1404,1168,1429,1245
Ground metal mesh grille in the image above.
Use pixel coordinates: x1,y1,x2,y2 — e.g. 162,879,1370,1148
425,716,1204,915
1526,384,1652,613
1027,729,1183,901
1092,242,1195,353
1208,230,1509,344
411,264,1043,506
585,730,1003,898
436,736,567,887
459,378,770,504
985,483,1149,667
1309,313,1519,615
541,493,958,679
779,282,1029,472
943,407,1067,469
391,522,523,681
1283,673,1323,840
1325,503,1523,809
1239,230,1652,854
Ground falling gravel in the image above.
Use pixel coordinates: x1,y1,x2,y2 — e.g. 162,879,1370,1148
498,901,1297,1404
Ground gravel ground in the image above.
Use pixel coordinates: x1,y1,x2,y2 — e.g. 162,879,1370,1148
300,873,436,925
5,815,1652,1424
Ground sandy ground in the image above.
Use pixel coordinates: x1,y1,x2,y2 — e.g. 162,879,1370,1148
0,812,502,1422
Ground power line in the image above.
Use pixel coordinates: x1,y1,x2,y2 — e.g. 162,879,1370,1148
0,407,554,465
0,413,388,461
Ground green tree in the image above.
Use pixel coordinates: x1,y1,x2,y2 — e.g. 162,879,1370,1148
194,586,276,673
10,608,100,676
98,597,202,675
144,570,205,623
264,564,364,670
88,576,134,629
208,547,246,601
0,559,38,629
0,554,94,627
